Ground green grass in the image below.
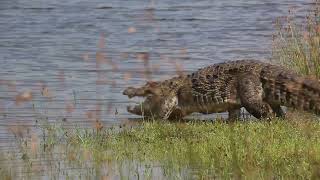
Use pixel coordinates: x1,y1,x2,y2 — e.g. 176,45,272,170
5,113,320,179
61,115,320,179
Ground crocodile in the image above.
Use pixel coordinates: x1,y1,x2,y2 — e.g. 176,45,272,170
123,59,320,120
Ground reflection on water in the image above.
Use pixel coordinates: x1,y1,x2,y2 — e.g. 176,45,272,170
0,0,312,178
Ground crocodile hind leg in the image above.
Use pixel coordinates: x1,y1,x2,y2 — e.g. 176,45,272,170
270,104,286,118
238,73,274,119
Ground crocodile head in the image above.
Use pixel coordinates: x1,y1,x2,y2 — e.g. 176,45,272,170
123,81,162,99
125,94,162,117
123,81,160,117
123,78,186,120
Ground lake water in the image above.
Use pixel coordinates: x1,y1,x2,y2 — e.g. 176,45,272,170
0,0,313,178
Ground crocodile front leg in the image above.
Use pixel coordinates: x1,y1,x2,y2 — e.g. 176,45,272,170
270,104,286,118
238,73,274,119
158,94,179,120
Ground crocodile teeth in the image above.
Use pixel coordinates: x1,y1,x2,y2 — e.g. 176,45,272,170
126,100,140,104
127,105,135,112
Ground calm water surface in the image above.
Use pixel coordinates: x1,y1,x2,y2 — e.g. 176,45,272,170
0,0,312,178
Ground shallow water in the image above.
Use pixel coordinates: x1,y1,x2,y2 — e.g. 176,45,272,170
0,0,313,178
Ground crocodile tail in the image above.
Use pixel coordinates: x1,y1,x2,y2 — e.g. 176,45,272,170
263,70,320,114
293,77,320,114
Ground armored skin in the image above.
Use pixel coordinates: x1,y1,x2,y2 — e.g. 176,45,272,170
123,60,320,120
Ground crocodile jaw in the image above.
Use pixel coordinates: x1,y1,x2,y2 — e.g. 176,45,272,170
127,103,144,115
123,87,146,98
123,85,157,116
126,97,156,117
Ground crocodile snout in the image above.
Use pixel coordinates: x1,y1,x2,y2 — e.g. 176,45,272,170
123,87,136,98
123,86,148,98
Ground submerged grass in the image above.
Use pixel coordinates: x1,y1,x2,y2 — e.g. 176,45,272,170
60,115,320,179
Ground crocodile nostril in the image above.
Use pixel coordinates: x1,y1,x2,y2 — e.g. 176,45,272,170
123,89,130,95
123,87,135,95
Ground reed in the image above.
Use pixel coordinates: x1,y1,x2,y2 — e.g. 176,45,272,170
272,0,320,78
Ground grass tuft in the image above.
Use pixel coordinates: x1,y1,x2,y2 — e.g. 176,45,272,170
272,0,320,77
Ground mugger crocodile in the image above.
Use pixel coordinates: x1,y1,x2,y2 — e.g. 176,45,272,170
123,60,320,120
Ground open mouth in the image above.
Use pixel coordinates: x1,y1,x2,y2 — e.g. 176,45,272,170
125,97,146,115
123,87,153,116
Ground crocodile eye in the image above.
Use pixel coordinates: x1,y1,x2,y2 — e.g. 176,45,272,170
145,89,153,95
148,81,158,87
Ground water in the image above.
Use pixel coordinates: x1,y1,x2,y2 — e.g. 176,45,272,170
0,0,313,178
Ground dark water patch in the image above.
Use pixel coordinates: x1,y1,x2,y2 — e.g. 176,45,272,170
21,7,56,10
95,6,113,9
0,7,56,10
